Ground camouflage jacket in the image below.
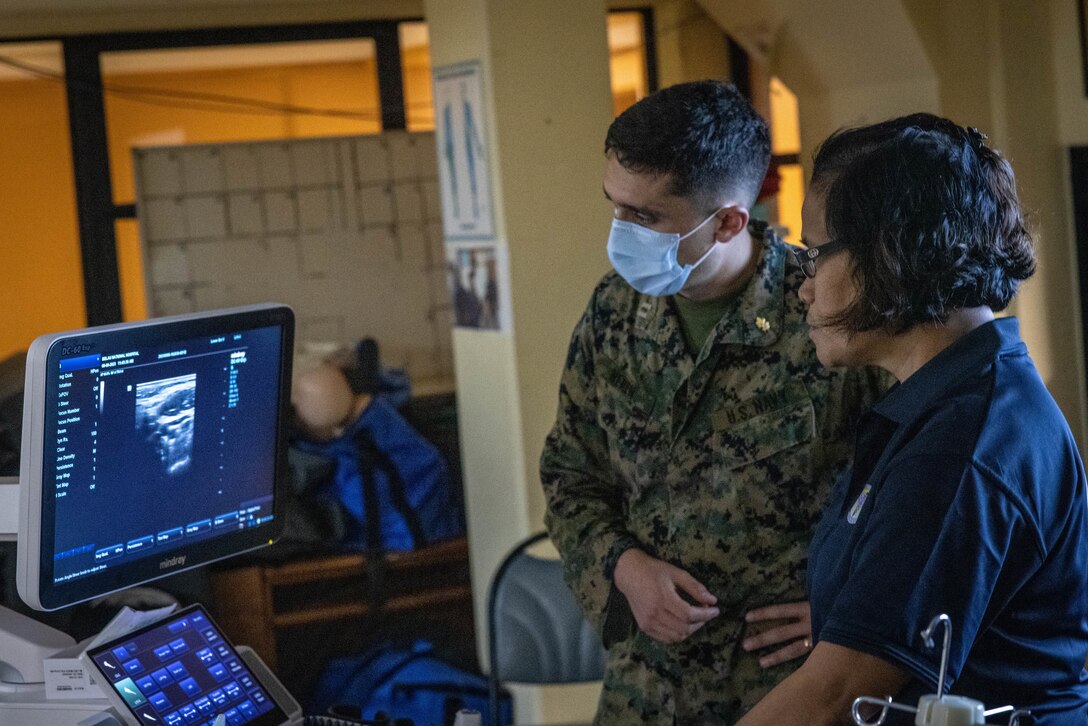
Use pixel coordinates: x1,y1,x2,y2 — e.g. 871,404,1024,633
540,229,885,723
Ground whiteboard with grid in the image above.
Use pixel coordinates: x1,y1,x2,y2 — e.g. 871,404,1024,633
133,132,452,385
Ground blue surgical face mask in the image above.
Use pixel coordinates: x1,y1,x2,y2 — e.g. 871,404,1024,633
606,211,720,296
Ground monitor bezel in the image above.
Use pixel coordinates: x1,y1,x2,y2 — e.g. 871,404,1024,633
17,303,294,612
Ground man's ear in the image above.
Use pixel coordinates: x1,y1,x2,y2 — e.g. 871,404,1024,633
712,206,750,244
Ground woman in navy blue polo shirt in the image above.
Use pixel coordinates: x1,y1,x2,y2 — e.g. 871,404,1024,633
739,115,1088,725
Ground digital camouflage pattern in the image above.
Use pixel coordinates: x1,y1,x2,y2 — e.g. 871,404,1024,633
541,226,887,724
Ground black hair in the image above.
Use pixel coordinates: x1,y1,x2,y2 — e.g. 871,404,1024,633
604,80,770,207
810,112,1036,333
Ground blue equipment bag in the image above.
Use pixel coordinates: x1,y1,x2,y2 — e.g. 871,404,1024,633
311,641,513,726
294,396,465,553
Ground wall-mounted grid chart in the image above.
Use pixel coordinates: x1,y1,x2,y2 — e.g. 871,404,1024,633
133,132,453,384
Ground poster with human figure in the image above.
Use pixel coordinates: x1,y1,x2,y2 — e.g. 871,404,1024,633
433,61,495,241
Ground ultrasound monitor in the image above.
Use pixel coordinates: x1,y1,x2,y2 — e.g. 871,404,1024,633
15,303,294,612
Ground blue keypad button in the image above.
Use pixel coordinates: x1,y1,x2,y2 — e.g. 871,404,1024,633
151,668,172,687
122,658,143,675
111,646,130,661
164,713,183,726
215,645,231,659
113,678,147,709
202,628,220,644
196,647,215,665
193,696,213,715
135,675,156,693
225,708,243,726
251,690,267,705
178,677,201,697
209,689,228,707
134,706,164,725
98,657,126,681
239,674,255,690
179,704,200,724
154,644,174,661
169,638,188,654
148,691,172,712
208,662,229,682
237,700,257,719
225,659,242,674
223,681,241,700
166,661,189,679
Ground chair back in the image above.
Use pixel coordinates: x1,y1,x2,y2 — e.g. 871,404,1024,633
486,532,607,724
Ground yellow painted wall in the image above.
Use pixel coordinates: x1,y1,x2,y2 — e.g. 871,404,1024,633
0,77,83,359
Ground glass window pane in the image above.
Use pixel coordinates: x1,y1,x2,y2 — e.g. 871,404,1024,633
777,164,804,245
400,22,434,132
608,11,649,116
770,75,801,154
0,42,85,358
768,76,803,245
101,40,381,320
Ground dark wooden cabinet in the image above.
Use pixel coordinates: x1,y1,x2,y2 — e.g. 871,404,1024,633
209,537,477,706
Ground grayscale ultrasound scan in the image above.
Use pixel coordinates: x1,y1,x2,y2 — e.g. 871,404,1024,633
135,373,196,476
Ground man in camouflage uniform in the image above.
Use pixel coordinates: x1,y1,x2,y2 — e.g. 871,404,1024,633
540,81,883,723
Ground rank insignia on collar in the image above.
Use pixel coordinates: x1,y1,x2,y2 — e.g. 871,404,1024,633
755,316,771,333
636,299,655,330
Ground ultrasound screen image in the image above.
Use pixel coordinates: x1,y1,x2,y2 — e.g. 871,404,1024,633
135,373,196,476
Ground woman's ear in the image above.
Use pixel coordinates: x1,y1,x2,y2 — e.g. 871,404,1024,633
713,206,751,243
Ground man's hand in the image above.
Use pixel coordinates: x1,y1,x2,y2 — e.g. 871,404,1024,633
613,548,719,643
742,601,813,668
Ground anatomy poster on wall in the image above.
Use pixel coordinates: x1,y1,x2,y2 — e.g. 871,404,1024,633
446,243,510,332
433,61,495,241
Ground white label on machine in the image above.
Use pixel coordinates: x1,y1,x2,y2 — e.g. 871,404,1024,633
43,656,98,699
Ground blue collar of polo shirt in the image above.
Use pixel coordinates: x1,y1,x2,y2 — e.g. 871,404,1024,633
870,317,1026,425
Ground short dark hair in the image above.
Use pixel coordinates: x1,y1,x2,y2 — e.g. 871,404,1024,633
811,113,1036,334
604,80,770,207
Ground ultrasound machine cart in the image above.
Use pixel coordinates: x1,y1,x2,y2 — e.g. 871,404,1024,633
0,304,317,726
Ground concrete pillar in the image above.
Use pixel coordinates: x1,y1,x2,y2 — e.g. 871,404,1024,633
423,0,613,721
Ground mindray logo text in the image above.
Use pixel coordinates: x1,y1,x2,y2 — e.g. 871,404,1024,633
160,555,186,570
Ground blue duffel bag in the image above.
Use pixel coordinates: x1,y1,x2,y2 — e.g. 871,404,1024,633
311,641,513,726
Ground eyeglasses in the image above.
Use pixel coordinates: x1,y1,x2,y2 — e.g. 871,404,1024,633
793,239,847,278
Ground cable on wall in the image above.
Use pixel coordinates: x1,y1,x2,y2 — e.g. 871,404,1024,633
0,53,432,120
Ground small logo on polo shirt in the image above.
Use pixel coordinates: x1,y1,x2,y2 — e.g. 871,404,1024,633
847,484,872,524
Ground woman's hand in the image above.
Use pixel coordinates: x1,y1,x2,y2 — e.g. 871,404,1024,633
742,600,813,668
